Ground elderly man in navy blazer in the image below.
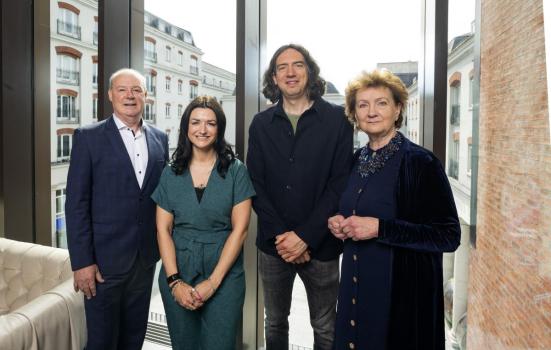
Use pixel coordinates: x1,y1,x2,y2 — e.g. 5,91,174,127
66,68,169,350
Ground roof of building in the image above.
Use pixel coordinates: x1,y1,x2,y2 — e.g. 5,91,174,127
144,11,195,47
325,81,340,94
448,33,474,54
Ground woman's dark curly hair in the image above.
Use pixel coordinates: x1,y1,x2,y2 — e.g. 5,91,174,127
171,95,235,177
262,44,326,103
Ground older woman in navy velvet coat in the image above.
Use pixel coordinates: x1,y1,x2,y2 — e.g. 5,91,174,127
328,69,460,350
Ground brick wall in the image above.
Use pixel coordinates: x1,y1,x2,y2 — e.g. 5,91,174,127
468,0,551,348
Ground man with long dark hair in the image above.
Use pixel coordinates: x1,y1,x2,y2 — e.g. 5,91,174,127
247,44,353,349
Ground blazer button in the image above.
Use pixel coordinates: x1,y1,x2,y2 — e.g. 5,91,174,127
349,342,355,349
350,319,356,327
353,276,357,283
285,185,292,190
289,157,294,163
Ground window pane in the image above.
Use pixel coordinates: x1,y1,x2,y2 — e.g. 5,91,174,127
444,1,476,349
143,1,237,347
51,0,99,247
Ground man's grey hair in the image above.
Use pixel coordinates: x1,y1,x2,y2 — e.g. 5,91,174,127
109,68,147,91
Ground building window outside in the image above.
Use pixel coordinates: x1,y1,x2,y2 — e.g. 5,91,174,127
178,80,183,94
448,137,460,179
166,76,171,92
144,39,157,62
146,73,156,96
57,94,78,122
57,134,72,162
57,8,81,40
56,54,79,85
92,62,98,87
178,104,183,117
178,51,183,65
145,102,155,122
165,46,171,62
190,56,199,75
93,97,98,119
189,83,198,99
450,84,461,125
165,103,171,118
467,143,473,175
469,77,474,109
55,188,67,249
93,21,98,46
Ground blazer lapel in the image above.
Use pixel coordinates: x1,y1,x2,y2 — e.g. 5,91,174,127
104,117,141,190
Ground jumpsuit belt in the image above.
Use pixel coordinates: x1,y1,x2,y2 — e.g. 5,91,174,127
172,229,230,282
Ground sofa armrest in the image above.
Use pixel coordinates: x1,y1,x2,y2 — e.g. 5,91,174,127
11,279,86,350
0,312,37,350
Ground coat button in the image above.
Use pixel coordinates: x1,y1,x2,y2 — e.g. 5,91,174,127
352,298,356,304
289,157,294,163
349,342,355,349
353,276,357,283
353,254,357,261
285,185,292,190
350,320,356,327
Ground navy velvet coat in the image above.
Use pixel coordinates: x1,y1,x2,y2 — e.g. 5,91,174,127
344,139,461,350
373,137,461,349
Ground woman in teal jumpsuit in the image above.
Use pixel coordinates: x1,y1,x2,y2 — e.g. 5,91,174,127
152,96,255,350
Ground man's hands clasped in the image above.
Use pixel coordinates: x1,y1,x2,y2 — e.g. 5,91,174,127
275,231,310,264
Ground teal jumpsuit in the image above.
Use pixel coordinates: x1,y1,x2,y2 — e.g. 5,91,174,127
151,159,255,350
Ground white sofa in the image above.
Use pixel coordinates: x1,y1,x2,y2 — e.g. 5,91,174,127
0,238,86,349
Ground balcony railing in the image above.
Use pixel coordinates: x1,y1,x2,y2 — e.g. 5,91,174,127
56,109,80,123
57,20,81,40
56,69,80,85
93,32,98,46
189,65,199,75
450,104,460,125
145,51,157,63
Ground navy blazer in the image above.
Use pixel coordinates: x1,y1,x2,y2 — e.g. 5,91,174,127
66,116,169,275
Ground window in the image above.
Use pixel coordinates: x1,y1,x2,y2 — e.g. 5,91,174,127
56,54,79,85
189,82,198,99
57,134,72,162
93,20,98,45
165,76,171,92
178,51,183,65
56,92,79,122
165,103,171,118
467,139,473,175
178,104,183,117
448,133,460,179
165,45,171,62
92,96,98,119
450,83,461,125
55,188,67,248
144,101,155,122
146,71,156,96
190,56,198,75
57,7,81,40
178,80,183,94
144,38,157,62
92,62,98,86
469,76,474,108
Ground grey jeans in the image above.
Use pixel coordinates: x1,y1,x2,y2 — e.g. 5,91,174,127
259,251,339,350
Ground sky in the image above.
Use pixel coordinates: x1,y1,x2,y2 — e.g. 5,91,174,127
145,0,475,94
